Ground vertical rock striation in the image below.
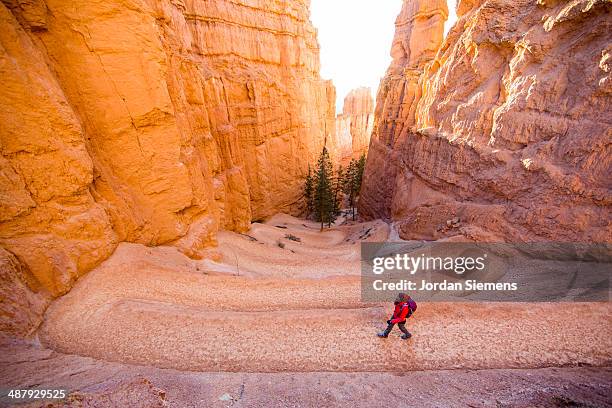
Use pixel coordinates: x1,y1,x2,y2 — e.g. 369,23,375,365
334,87,374,165
0,0,335,335
359,0,448,222
360,0,611,242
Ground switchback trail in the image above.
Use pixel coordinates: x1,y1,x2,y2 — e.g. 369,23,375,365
39,215,612,372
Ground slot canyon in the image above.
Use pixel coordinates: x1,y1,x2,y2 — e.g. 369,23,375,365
0,0,610,406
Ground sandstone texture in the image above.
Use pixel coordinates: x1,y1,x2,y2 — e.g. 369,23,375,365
35,217,612,372
0,248,50,337
0,0,335,335
1,214,610,406
3,338,611,408
360,0,612,242
333,87,374,165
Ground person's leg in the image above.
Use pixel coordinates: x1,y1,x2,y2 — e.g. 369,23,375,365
398,322,411,339
377,322,394,338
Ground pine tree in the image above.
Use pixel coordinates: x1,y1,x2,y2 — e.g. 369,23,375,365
356,153,366,191
332,165,344,216
343,154,367,221
313,147,335,230
304,164,314,217
351,153,367,220
343,159,357,220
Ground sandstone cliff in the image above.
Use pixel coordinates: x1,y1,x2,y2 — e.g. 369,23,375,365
0,0,334,336
360,0,611,242
334,87,374,165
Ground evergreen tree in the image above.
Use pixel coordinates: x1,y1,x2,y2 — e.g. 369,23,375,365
356,153,366,192
332,165,344,216
343,155,367,221
343,159,357,220
313,147,335,230
304,164,314,217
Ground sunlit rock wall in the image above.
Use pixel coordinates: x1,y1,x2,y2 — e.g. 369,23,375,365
333,87,374,165
360,0,611,242
0,0,335,335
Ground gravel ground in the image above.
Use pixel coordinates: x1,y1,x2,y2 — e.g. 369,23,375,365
1,338,611,408
2,215,611,406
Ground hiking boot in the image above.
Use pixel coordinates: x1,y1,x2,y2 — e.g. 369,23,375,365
377,332,388,338
401,333,412,340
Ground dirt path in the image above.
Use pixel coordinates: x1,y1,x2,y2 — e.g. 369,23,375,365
38,215,612,372
1,338,611,408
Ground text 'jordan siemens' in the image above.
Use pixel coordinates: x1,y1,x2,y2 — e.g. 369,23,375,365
372,279,518,292
369,253,518,292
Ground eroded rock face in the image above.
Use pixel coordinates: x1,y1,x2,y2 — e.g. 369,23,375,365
333,87,374,165
0,248,50,336
0,0,334,334
359,0,448,223
0,2,119,299
360,0,612,242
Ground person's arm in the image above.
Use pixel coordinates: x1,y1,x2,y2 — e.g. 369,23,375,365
390,305,409,324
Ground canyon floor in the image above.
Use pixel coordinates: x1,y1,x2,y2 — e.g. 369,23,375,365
1,214,611,407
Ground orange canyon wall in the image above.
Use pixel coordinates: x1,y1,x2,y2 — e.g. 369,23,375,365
0,0,335,335
360,0,611,242
334,87,374,165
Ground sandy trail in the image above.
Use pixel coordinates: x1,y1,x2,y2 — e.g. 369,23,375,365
2,338,611,407
39,215,612,373
210,215,387,278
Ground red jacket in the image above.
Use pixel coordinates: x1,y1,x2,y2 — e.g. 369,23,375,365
390,301,410,324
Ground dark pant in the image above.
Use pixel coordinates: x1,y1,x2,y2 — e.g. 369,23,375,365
383,321,410,337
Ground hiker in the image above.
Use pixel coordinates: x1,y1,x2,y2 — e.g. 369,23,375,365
377,293,417,340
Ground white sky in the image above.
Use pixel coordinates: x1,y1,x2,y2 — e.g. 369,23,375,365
310,0,458,112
